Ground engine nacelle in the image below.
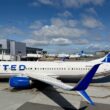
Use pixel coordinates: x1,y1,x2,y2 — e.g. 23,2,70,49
9,76,31,88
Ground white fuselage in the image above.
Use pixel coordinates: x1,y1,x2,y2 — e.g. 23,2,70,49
0,61,110,78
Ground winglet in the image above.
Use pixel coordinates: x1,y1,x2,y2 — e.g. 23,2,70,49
73,63,101,91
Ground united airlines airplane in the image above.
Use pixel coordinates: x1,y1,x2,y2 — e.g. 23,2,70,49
0,53,110,105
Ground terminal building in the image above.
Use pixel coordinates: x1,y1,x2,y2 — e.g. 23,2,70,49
0,39,47,61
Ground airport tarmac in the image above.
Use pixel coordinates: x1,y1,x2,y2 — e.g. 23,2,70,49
0,75,110,110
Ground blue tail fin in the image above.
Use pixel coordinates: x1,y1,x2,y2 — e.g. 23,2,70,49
102,53,110,63
73,63,101,91
73,63,101,105
77,90,94,105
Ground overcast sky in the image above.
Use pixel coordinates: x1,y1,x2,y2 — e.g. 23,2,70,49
0,0,110,53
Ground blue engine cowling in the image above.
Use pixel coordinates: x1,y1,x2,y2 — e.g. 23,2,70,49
9,76,31,88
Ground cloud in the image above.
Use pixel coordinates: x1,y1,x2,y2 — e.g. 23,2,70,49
0,26,23,38
82,16,104,29
86,44,101,50
29,20,44,29
74,39,89,45
24,37,72,47
50,38,72,45
23,39,49,46
86,43,109,51
32,25,87,38
27,13,105,47
51,18,78,28
85,8,97,15
57,11,73,18
38,0,55,5
26,17,90,46
32,0,105,8
78,0,105,6
31,18,87,39
29,2,40,7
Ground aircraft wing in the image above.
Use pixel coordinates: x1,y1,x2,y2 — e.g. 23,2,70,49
27,73,73,90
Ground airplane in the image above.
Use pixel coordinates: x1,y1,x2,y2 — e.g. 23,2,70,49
58,53,81,59
0,53,110,105
79,51,94,57
57,53,70,58
46,53,57,58
69,54,80,58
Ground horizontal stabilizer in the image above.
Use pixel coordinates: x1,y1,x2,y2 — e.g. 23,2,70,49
77,90,94,105
73,63,101,91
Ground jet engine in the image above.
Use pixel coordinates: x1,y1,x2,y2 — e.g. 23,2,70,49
9,76,31,88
